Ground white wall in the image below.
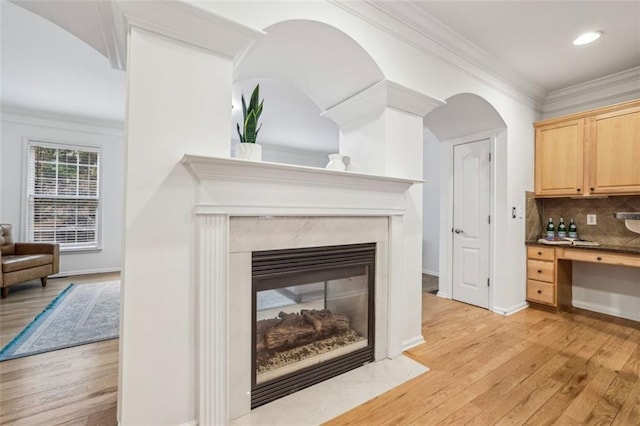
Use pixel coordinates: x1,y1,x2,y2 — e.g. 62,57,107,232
117,1,543,423
0,109,124,275
422,130,440,275
572,263,640,322
198,1,540,315
119,24,237,424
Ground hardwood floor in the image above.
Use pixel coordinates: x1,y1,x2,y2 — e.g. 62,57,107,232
0,273,119,426
1,274,638,425
327,293,640,425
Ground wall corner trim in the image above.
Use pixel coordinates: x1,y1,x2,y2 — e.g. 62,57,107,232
322,80,445,126
492,302,529,317
401,335,426,352
113,0,265,62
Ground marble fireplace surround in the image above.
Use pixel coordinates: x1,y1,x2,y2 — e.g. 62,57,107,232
181,155,423,424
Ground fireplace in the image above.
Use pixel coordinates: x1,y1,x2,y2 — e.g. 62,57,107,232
183,155,424,424
251,243,375,407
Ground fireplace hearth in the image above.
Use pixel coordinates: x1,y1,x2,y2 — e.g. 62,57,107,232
251,243,375,407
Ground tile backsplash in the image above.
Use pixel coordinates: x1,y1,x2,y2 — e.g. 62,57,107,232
525,194,640,247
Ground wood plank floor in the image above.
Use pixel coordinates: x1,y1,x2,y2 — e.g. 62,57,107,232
0,273,119,426
2,274,639,425
327,293,640,425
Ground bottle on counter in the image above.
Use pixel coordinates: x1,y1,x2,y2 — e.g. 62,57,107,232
546,217,555,240
568,217,578,238
557,217,567,238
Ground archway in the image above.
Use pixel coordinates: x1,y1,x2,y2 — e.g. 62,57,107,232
232,20,385,165
423,93,507,309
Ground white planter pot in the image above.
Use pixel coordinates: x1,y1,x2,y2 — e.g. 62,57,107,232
235,143,262,161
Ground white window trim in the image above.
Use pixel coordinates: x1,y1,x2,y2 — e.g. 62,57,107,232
22,137,104,252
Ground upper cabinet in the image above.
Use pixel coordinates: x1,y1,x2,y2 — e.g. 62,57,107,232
534,100,640,197
535,119,584,196
588,106,640,194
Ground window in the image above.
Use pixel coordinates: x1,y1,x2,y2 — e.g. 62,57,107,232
26,141,101,251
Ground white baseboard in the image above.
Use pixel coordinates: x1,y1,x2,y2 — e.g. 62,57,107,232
120,419,197,426
492,302,529,316
572,300,640,322
402,335,426,351
422,269,439,276
52,267,121,278
436,291,450,299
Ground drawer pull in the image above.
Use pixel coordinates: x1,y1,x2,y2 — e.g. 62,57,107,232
538,251,542,255
576,188,581,192
597,256,602,261
537,269,542,273
537,290,542,294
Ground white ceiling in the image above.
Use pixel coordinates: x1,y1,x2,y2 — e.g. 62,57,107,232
413,1,640,92
0,0,125,123
2,0,639,141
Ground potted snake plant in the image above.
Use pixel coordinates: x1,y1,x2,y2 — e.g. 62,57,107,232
235,84,264,160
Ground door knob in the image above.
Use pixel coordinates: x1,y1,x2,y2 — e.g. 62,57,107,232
454,229,464,234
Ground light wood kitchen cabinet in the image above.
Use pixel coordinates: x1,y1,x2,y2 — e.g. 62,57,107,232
526,245,573,311
526,246,560,307
534,99,640,197
526,244,640,313
534,119,584,196
587,105,640,194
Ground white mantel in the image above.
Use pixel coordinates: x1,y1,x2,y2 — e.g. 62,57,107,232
182,154,421,215
181,154,423,425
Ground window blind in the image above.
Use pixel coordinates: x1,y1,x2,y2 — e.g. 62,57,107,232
26,143,100,250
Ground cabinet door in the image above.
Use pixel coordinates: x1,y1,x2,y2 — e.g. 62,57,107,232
535,119,584,196
588,107,640,195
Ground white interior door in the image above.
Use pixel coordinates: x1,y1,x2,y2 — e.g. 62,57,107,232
452,139,491,309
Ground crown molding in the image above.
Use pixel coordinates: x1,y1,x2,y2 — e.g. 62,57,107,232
96,0,127,70
322,80,445,126
387,81,446,116
322,81,386,125
1,105,125,135
542,67,640,118
112,0,264,63
328,0,546,112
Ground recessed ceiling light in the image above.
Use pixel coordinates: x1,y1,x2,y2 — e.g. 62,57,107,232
573,31,602,46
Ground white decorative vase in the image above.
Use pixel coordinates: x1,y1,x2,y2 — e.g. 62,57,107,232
235,143,262,161
325,153,346,171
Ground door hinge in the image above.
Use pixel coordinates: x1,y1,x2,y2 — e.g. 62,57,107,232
488,215,491,224
487,278,490,287
489,152,492,162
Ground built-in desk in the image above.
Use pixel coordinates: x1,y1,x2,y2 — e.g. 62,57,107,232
526,243,640,312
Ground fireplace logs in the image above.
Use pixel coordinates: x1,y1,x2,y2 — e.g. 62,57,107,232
257,309,350,351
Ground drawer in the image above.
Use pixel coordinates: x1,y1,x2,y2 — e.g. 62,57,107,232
527,259,555,283
527,246,555,261
527,280,556,306
562,249,640,268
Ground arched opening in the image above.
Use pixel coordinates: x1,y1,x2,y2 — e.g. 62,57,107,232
422,93,507,309
232,19,384,166
0,2,124,423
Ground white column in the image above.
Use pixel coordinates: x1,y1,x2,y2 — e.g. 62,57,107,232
323,80,444,354
197,214,229,426
116,3,262,424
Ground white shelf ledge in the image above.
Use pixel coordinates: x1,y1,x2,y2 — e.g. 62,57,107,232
181,155,422,192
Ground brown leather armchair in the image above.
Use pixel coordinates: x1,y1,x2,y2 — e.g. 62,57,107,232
0,224,59,298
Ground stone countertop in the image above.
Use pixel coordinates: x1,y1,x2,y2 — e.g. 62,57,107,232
526,240,640,256
614,212,640,220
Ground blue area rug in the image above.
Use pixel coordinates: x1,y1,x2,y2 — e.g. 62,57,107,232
0,281,120,361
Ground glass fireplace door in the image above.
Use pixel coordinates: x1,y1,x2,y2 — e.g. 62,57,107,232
251,243,375,407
